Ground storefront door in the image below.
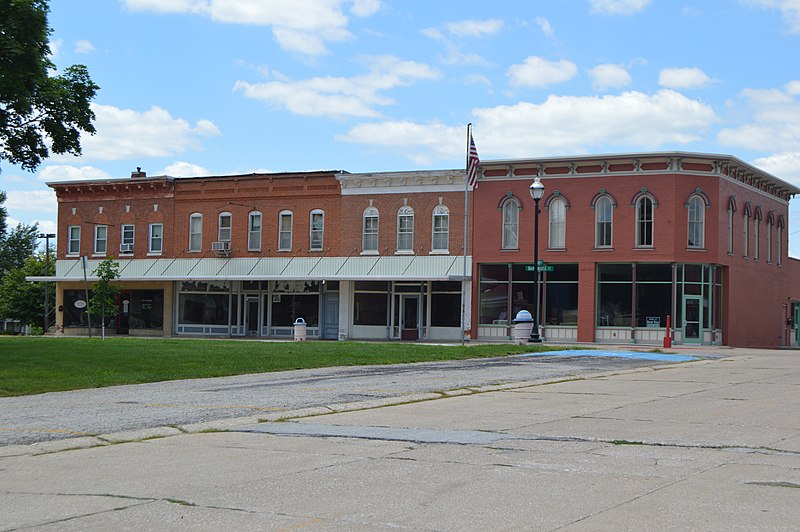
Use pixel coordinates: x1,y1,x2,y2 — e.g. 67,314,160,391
322,291,339,339
793,303,800,347
683,295,703,343
116,291,130,334
400,294,419,340
244,296,260,336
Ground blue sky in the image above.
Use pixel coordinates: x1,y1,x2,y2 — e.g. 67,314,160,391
2,0,800,253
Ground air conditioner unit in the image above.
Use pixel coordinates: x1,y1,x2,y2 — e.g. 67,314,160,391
212,241,230,252
120,243,134,253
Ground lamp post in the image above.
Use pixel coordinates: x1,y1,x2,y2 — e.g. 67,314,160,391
38,233,56,333
528,177,544,343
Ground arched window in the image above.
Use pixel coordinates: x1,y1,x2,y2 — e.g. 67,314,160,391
397,206,414,252
548,197,566,249
501,197,520,249
218,212,232,242
635,196,654,247
278,210,293,251
594,196,613,248
432,204,449,252
248,211,262,251
687,195,706,249
362,206,379,253
310,209,324,250
189,213,202,252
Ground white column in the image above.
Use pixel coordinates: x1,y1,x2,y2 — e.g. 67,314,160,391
338,280,352,340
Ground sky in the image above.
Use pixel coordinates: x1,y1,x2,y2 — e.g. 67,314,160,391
2,0,800,253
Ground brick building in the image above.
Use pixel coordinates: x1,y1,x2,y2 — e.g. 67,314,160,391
47,169,471,341
471,152,800,348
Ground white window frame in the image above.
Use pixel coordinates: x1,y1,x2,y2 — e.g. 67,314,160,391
397,206,414,253
149,223,163,254
218,212,232,242
595,196,613,248
687,196,705,249
94,225,107,255
548,198,566,249
431,204,449,253
310,209,324,251
120,224,135,253
189,213,202,252
635,196,654,248
67,225,80,255
248,211,262,251
501,198,519,250
778,224,783,265
362,207,379,254
278,210,293,251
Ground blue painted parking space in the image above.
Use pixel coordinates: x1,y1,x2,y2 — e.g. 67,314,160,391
519,349,699,363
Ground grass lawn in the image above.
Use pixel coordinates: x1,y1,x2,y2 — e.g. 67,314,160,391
0,337,567,397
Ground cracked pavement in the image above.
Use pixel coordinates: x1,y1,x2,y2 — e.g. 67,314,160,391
1,347,799,530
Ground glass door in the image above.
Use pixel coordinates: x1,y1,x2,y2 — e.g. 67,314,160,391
400,294,419,340
244,296,260,336
793,303,800,347
683,295,703,343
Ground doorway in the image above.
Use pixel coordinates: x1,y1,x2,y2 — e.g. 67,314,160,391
400,294,419,340
683,295,703,343
116,291,130,334
793,303,800,347
322,291,339,339
244,296,260,336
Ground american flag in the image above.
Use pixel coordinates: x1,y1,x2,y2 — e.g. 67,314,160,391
467,134,480,189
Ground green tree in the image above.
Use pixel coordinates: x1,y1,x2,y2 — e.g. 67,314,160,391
1,0,99,173
0,222,38,276
0,251,53,328
88,257,120,340
0,190,7,236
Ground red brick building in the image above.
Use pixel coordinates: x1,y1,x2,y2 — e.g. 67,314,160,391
471,152,800,348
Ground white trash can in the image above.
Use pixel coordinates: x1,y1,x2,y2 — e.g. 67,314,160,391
293,317,307,341
513,310,534,345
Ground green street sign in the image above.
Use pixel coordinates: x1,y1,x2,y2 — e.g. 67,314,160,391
524,264,554,272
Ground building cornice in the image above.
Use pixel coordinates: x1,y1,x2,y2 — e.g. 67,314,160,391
337,169,466,195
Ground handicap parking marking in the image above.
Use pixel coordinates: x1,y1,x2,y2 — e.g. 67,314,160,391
518,349,699,363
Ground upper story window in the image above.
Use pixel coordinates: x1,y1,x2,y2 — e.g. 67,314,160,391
189,213,202,252
432,204,449,252
67,225,80,255
94,225,107,255
767,212,774,263
501,197,520,250
727,196,736,254
548,197,566,249
310,209,324,251
594,195,613,248
635,195,654,248
218,212,232,242
278,210,293,251
778,215,785,266
248,211,262,251
743,203,752,257
362,206,379,254
120,224,134,254
397,206,414,253
687,195,706,249
753,207,762,260
149,223,163,254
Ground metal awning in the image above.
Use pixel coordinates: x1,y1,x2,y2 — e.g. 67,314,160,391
28,255,472,282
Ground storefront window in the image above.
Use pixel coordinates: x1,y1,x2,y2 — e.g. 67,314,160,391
179,293,232,325
128,290,164,329
354,293,388,325
479,264,510,325
597,264,632,326
545,264,578,326
431,281,461,327
270,294,318,327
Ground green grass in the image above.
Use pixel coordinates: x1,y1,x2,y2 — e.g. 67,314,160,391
0,337,567,397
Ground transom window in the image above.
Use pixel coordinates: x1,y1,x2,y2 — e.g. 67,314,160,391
310,209,324,251
595,196,613,248
397,206,414,252
362,207,379,253
501,197,520,249
432,204,449,252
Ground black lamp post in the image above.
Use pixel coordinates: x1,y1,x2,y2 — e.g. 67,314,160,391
38,233,56,332
528,177,544,343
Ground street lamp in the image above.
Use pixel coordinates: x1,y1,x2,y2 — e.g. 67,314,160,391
528,177,544,343
38,233,56,332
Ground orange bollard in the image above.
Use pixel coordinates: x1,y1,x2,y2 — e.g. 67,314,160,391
663,314,672,348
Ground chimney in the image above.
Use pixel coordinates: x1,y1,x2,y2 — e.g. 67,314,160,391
131,167,147,178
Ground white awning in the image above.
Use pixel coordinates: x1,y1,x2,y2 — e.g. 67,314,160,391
29,255,472,282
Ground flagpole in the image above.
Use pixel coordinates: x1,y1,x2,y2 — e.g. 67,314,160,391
461,123,471,346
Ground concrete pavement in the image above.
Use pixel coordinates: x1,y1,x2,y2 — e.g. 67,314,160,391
1,347,799,530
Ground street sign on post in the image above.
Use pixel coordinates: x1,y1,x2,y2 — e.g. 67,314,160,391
524,263,554,272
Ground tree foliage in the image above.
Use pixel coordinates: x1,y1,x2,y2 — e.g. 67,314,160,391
0,0,99,172
88,258,120,338
0,221,39,276
0,251,53,327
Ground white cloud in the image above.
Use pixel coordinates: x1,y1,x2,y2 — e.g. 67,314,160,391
589,0,651,15
745,0,800,33
443,19,504,37
340,90,717,162
158,161,210,177
5,190,57,217
59,104,220,161
74,39,96,54
588,64,632,91
38,165,111,182
535,17,555,37
122,0,379,55
507,56,578,88
234,55,440,118
717,81,800,152
753,152,800,184
658,67,714,89
48,38,63,59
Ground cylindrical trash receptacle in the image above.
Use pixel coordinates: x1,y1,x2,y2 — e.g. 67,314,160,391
513,310,534,345
293,317,307,341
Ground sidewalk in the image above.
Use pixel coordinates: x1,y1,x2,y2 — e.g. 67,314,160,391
1,348,798,530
